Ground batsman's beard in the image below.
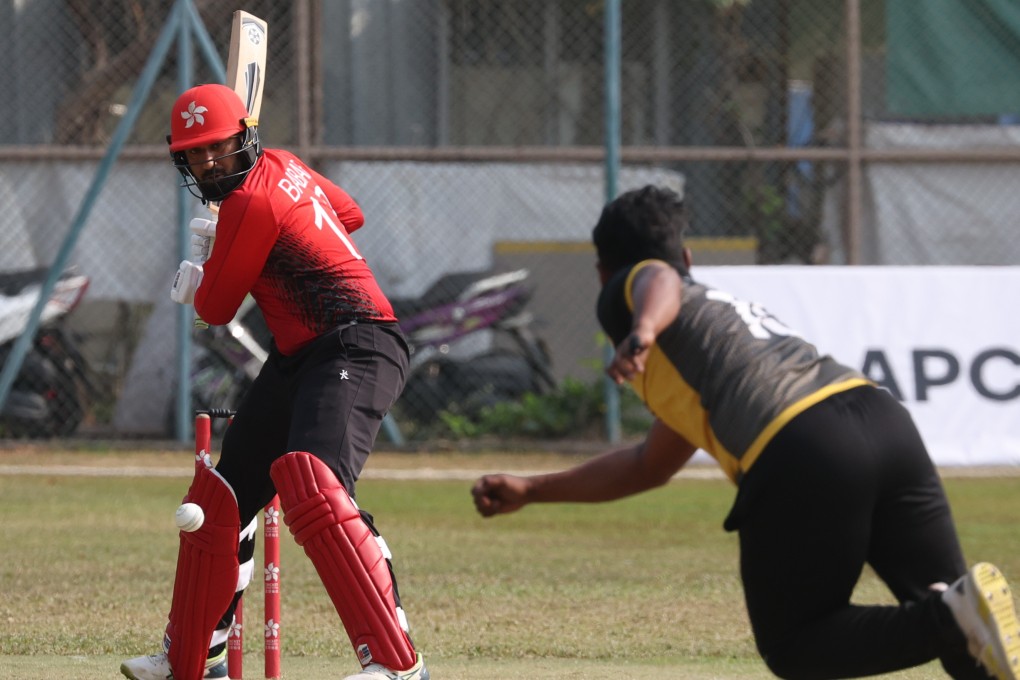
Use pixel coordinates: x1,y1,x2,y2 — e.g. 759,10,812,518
197,171,246,202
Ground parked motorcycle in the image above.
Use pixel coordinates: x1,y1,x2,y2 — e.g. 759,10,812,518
183,268,556,433
390,268,556,424
0,267,92,437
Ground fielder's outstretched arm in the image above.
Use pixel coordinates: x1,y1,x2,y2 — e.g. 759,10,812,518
472,418,697,517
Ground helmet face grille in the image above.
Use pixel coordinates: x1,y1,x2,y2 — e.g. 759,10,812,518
171,126,262,203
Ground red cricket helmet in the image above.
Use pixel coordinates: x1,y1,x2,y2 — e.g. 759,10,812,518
167,84,263,202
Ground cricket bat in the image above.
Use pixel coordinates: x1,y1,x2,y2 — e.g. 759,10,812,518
225,10,268,121
195,10,268,328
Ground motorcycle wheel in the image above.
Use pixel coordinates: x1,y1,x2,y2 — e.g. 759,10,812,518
0,345,85,438
398,350,542,425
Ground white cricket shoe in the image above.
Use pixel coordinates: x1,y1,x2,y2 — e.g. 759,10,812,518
119,649,227,679
942,562,1020,680
344,652,430,680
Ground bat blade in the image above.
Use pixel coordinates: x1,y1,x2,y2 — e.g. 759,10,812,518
225,10,268,120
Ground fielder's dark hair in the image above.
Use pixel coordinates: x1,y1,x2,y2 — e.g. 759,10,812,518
592,185,689,274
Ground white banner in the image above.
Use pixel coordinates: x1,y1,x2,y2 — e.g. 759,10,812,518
697,266,1020,467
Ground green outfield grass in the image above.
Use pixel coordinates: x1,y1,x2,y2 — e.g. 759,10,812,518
0,448,1017,679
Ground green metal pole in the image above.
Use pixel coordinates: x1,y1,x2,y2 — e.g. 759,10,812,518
182,0,227,80
174,1,194,443
0,2,184,417
173,0,226,442
602,0,623,443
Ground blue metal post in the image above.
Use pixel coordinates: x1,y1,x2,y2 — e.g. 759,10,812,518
602,0,623,443
174,2,194,443
0,2,184,416
182,0,227,81
173,0,226,442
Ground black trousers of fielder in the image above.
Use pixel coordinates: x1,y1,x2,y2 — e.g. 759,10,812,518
728,385,985,679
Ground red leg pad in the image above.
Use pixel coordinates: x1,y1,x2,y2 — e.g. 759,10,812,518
166,466,240,680
271,451,417,670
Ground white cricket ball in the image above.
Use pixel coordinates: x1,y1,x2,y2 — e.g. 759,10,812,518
175,503,205,532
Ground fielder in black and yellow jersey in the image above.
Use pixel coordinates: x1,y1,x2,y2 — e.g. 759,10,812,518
472,185,1019,680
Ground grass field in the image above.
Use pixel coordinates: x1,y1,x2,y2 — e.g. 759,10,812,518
0,446,1017,679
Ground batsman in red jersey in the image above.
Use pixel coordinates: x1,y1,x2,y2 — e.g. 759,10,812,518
121,84,429,680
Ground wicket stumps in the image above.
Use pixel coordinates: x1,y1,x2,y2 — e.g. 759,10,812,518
194,411,282,679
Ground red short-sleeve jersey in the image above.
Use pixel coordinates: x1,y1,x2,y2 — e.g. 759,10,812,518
194,149,397,355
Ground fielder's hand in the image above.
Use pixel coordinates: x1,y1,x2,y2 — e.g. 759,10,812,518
471,474,530,517
189,217,217,263
607,331,652,384
170,259,204,304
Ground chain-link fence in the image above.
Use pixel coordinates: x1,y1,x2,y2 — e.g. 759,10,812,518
1,0,1018,440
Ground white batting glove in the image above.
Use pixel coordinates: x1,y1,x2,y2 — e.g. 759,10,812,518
170,260,204,304
189,217,217,263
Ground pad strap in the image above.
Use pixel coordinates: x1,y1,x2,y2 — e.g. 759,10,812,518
211,515,258,647
165,466,240,680
271,451,417,670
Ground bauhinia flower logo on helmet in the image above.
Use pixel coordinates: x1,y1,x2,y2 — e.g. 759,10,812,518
181,102,208,129
167,83,263,203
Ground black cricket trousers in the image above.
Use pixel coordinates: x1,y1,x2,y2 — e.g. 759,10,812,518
729,385,985,679
216,321,409,525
